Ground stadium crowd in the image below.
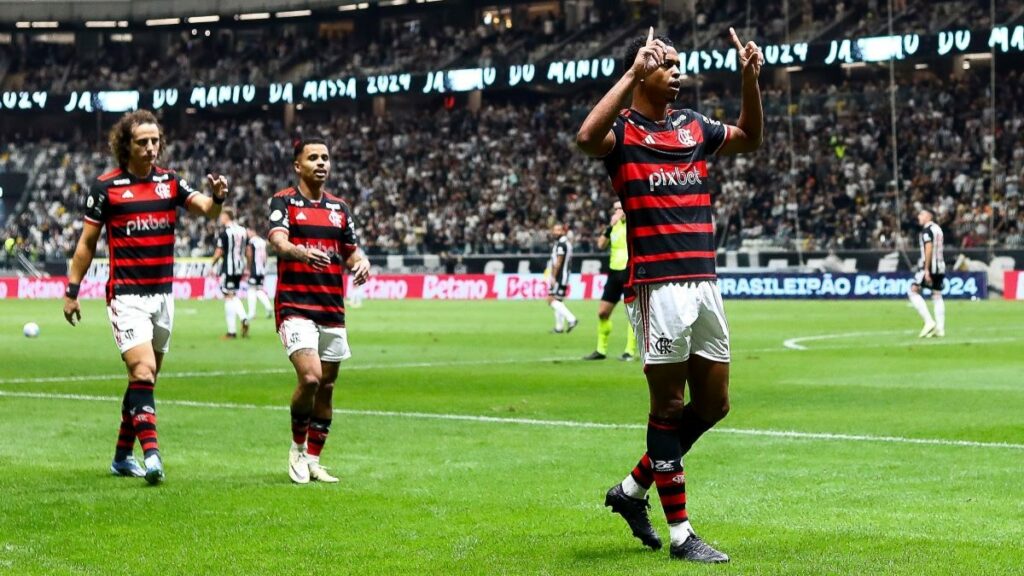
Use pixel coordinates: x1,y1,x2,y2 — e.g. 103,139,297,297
3,62,1022,264
5,0,1019,93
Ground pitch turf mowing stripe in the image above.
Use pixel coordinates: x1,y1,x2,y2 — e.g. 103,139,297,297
0,356,577,384
2,389,1023,451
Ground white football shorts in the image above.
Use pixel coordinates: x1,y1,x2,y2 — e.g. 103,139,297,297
278,316,352,362
106,293,175,355
626,280,731,365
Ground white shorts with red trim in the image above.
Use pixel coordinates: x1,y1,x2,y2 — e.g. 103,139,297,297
278,316,351,362
625,280,730,364
106,293,175,355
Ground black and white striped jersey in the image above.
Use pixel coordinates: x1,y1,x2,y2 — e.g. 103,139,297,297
248,235,268,277
918,221,945,274
549,235,572,287
217,223,248,276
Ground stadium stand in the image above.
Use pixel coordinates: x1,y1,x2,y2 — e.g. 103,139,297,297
2,0,1023,264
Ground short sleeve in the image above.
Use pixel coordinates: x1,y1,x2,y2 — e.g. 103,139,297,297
555,241,567,256
339,203,360,258
694,110,729,156
175,174,200,208
268,195,289,237
600,114,627,170
216,230,226,251
921,228,934,243
83,182,108,225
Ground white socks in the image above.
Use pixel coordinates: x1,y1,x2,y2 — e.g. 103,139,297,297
550,300,576,327
248,289,272,319
225,297,247,333
621,475,647,499
225,298,236,333
669,520,694,545
933,296,945,332
908,291,933,324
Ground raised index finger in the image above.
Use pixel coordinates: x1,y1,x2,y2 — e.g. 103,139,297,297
647,26,654,46
728,27,744,52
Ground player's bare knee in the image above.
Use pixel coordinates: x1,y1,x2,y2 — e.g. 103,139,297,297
708,400,731,423
125,359,157,382
297,371,321,391
651,397,685,420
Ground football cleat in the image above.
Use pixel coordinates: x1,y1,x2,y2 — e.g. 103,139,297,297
550,328,564,334
289,445,310,484
620,353,635,362
308,461,339,483
918,320,936,338
583,351,607,360
143,453,164,485
110,456,146,478
670,532,730,563
222,332,238,340
566,320,579,333
241,319,250,338
933,329,945,338
604,484,662,550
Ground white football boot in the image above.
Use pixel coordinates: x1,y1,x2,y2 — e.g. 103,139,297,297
288,444,310,484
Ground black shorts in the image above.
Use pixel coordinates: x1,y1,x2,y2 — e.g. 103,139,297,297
913,271,945,292
221,274,242,294
548,283,567,299
247,275,265,288
601,269,628,303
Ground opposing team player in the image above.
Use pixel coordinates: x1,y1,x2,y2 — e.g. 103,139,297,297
583,200,638,360
576,28,763,562
209,207,249,338
62,109,228,484
545,223,578,333
245,226,273,320
268,137,370,484
908,209,946,337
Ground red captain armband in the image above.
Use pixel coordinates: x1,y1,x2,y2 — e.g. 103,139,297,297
340,244,358,260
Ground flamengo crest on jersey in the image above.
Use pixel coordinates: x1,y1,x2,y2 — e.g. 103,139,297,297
602,108,728,290
83,167,199,301
268,187,360,328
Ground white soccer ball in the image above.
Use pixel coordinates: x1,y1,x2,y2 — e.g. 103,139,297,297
23,322,40,338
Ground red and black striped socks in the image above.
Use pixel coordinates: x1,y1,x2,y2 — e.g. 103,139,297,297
127,380,159,458
114,389,136,461
306,417,332,459
647,415,688,525
291,408,311,447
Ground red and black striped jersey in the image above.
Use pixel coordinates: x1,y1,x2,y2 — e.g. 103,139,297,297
601,108,729,291
268,187,359,328
83,166,200,301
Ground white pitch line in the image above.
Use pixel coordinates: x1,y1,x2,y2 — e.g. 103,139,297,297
0,356,575,385
783,326,1020,351
1,389,1022,451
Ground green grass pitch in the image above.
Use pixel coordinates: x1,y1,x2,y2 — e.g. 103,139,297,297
0,297,1022,575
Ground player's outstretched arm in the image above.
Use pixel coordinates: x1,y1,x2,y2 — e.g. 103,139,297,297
63,222,101,326
187,173,228,218
719,27,764,155
577,27,668,157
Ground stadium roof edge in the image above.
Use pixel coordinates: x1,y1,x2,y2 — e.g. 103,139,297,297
0,0,363,23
